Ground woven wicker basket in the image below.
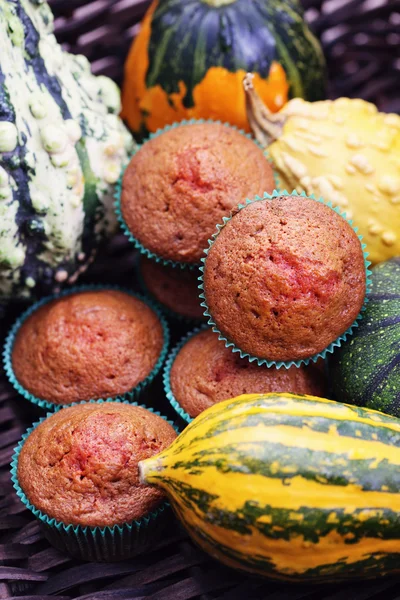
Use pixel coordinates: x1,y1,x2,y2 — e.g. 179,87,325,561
1,1,399,599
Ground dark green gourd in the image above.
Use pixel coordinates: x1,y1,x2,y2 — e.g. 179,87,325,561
0,0,133,300
331,258,400,417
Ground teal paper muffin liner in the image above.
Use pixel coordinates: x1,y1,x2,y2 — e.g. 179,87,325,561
3,284,170,412
163,325,210,425
10,398,179,562
135,255,206,326
114,118,280,270
198,189,373,369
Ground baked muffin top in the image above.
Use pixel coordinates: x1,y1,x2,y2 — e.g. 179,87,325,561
121,122,275,264
12,290,165,404
140,257,204,320
170,328,327,418
17,402,177,527
203,195,366,362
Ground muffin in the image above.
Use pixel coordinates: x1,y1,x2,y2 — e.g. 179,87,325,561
202,194,367,364
14,402,177,560
139,257,204,321
167,328,327,420
10,289,167,406
121,122,276,265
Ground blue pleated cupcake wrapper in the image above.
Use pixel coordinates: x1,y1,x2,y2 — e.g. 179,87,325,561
3,284,170,412
163,324,210,426
10,398,179,562
114,118,280,270
198,189,373,369
135,255,206,326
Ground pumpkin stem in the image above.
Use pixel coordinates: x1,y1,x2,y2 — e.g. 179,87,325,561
139,455,166,486
243,73,287,147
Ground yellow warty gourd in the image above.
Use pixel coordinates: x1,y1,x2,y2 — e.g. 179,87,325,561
244,74,400,265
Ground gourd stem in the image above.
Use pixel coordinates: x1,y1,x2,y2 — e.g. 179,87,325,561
243,73,287,147
201,0,237,6
139,456,165,486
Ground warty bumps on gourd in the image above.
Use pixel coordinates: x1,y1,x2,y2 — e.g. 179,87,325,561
244,73,400,265
0,0,133,300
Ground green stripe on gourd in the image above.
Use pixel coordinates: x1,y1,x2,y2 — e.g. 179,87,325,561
181,396,400,444
138,393,400,582
331,258,400,417
170,442,400,492
191,412,400,444
192,525,400,581
162,478,400,580
75,140,99,220
265,23,304,98
163,477,400,541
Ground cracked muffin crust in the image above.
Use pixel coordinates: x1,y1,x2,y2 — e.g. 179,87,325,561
12,290,164,404
17,403,177,527
203,195,366,362
121,122,275,264
170,328,327,418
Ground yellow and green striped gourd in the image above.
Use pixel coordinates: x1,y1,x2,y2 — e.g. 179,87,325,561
139,393,400,581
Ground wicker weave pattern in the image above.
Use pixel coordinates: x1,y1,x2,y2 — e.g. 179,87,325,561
49,0,400,112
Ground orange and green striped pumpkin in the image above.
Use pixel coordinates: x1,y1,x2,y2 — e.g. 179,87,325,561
139,393,400,581
122,0,326,136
